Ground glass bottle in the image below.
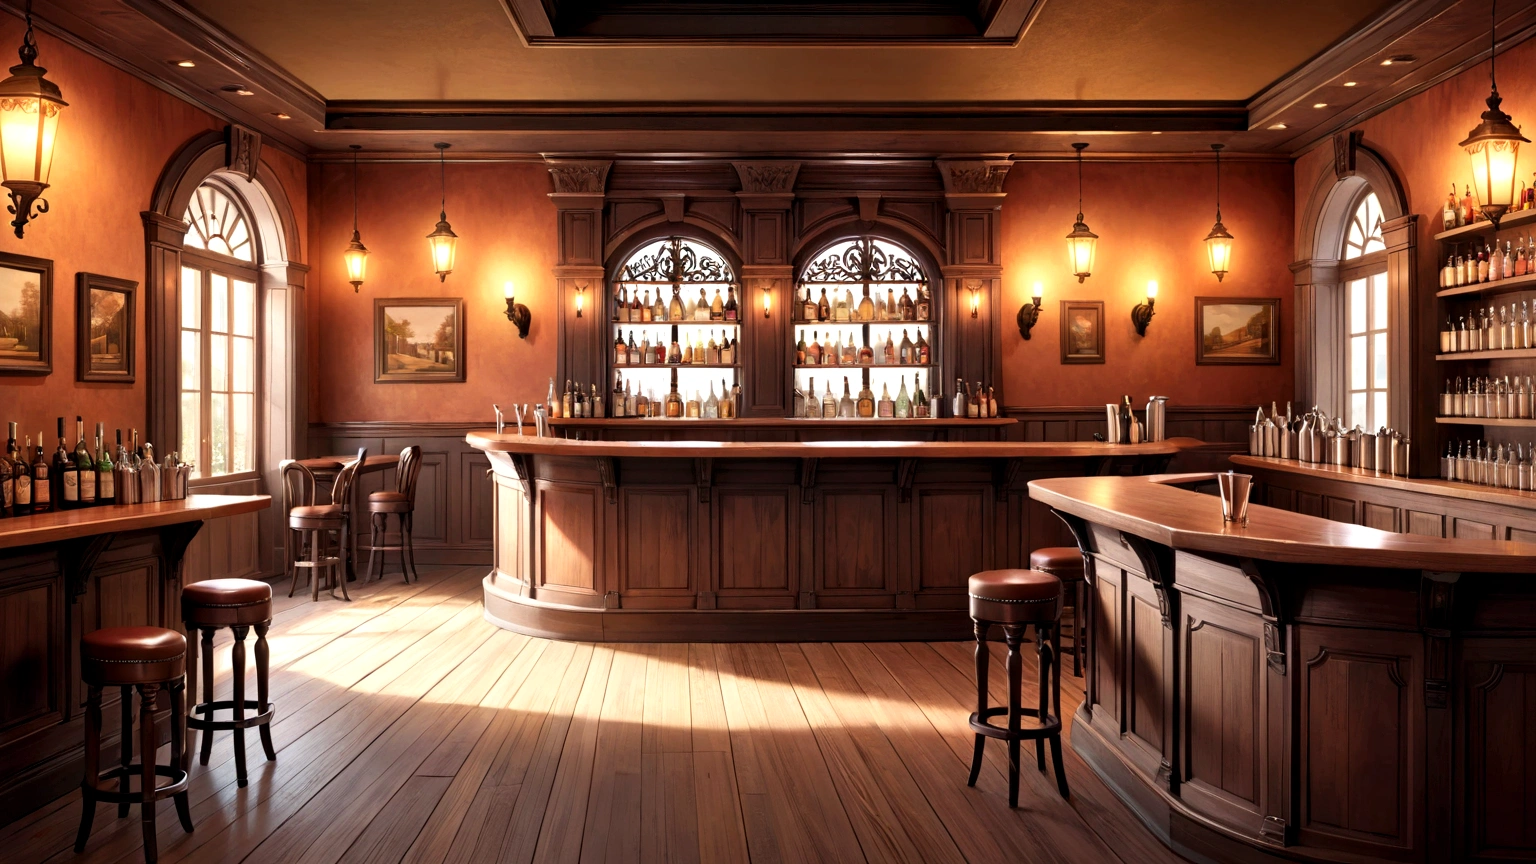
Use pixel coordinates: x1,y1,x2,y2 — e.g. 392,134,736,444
884,288,896,322
967,384,980,418
916,330,930,365
95,422,114,505
796,330,808,365
857,288,874,321
953,379,967,418
73,417,96,506
895,377,912,418
988,386,999,419
802,287,817,321
0,428,12,518
722,380,737,419
649,290,662,322
724,286,738,322
898,329,914,365
1491,243,1503,281
817,288,831,321
899,288,916,321
805,377,817,418
877,383,895,418
821,380,837,418
1444,185,1458,229
669,287,685,322
30,430,49,513
704,382,719,418
640,290,653,322
807,331,823,365
710,288,724,321
834,288,850,322
686,390,702,418
858,331,874,365
882,333,896,365
614,286,627,320
874,290,887,321
914,374,930,418
841,333,856,366
547,378,559,418
615,329,628,365
856,375,875,418
707,331,719,365
666,375,683,418
838,378,855,417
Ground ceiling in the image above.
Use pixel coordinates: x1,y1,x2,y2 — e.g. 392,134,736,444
18,0,1536,158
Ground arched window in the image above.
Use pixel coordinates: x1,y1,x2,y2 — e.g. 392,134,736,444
179,177,260,478
1341,191,1389,430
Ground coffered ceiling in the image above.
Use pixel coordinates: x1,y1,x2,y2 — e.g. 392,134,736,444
15,0,1536,158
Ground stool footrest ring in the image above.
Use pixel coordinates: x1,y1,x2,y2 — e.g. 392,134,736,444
187,699,276,731
969,705,1062,741
84,764,190,803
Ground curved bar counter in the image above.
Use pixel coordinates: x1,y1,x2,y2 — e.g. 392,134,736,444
468,431,1201,641
1029,473,1536,864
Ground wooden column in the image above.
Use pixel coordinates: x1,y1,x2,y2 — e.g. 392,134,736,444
1289,256,1341,417
937,159,1012,406
141,211,190,455
547,160,612,394
733,162,799,417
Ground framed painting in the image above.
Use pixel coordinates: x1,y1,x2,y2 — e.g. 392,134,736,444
1195,297,1281,365
374,298,466,383
1060,300,1105,365
76,273,136,382
0,251,52,375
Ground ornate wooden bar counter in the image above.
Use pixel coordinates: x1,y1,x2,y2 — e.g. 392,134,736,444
467,430,1201,641
1028,473,1536,864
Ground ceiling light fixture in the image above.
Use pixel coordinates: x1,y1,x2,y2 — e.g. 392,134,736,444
1380,55,1415,67
1066,142,1097,283
1204,144,1234,282
174,60,195,68
1268,123,1288,130
0,0,67,239
1343,81,1357,87
427,142,458,281
272,112,290,120
1313,102,1328,109
1462,0,1527,230
344,144,368,292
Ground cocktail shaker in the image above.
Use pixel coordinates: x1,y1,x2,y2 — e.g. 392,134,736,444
1217,471,1253,525
1144,396,1168,442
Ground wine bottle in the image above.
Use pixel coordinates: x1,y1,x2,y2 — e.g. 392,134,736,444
724,286,738,322
96,423,115,505
3,422,19,516
801,287,817,322
615,329,628,365
30,432,49,513
74,417,96,505
953,379,966,418
795,331,807,365
53,418,72,509
817,288,831,322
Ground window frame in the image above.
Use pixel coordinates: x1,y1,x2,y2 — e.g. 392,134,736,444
179,179,263,485
1339,190,1390,432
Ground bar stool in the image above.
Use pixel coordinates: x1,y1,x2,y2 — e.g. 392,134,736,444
183,578,276,788
75,627,192,864
1030,546,1087,676
364,445,422,584
966,568,1069,807
283,449,366,601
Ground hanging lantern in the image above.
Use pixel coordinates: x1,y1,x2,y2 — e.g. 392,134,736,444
343,145,368,291
1204,144,1235,281
1462,0,1527,229
427,142,458,281
1066,142,1097,283
0,1,67,239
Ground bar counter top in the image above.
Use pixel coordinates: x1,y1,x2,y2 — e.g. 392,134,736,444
0,494,271,550
466,431,1202,460
1028,473,1536,572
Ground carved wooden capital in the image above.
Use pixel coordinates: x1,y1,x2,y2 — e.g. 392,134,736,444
1332,130,1364,179
937,159,1014,195
225,124,262,183
546,160,613,194
732,161,800,194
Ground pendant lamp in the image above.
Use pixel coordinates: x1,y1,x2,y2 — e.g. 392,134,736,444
1462,0,1528,229
343,145,368,292
1204,144,1234,281
1066,143,1097,283
0,0,67,239
427,143,458,281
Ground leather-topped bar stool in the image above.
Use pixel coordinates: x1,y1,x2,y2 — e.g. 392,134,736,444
364,445,422,584
183,578,276,789
75,627,192,864
282,448,366,601
1030,546,1087,676
966,568,1069,807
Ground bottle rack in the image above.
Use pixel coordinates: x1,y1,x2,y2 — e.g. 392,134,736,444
609,284,743,418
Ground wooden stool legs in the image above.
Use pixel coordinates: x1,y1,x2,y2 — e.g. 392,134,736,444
186,624,277,789
366,510,418,584
76,683,192,863
967,619,1069,807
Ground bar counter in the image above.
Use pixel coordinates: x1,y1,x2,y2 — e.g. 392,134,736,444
467,431,1202,641
1029,473,1536,864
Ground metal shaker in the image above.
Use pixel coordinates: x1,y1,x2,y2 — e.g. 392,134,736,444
1144,396,1168,442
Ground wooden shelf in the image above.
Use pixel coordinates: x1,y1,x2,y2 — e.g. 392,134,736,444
1436,272,1536,298
1435,348,1536,360
1435,416,1536,427
611,319,740,326
791,319,931,326
1433,207,1536,242
793,363,933,370
614,363,740,370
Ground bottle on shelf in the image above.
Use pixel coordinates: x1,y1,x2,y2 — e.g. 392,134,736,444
914,374,930,418
877,383,895,418
967,384,980,419
953,379,967,418
899,288,916,321
801,287,817,321
95,423,114,505
874,290,887,321
30,430,48,514
1444,185,1458,230
857,287,874,321
686,389,701,418
721,334,736,365
916,329,930,365
668,286,685,322
0,426,14,518
665,373,684,418
804,377,817,418
795,331,807,365
724,286,738,322
1462,185,1476,225
895,377,911,418
667,328,681,364
73,417,96,506
547,378,558,418
821,380,837,419
807,331,823,365
857,373,875,418
898,330,914,365
651,290,664,322
53,418,72,509
916,285,931,321
833,288,850,322
615,329,628,365
6,423,24,516
988,386,999,419
840,333,856,366
858,330,874,365
704,382,720,419
838,378,855,418
721,380,737,419
710,288,724,321
817,288,831,322
882,333,896,365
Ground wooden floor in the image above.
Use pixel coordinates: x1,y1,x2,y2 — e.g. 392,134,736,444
1,565,1191,864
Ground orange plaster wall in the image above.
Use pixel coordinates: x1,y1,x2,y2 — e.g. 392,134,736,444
0,21,306,447
306,160,557,423
999,158,1296,408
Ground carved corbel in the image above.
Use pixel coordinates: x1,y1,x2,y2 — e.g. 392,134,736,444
225,125,261,182
695,458,713,504
800,457,818,505
509,452,533,502
546,160,612,194
896,458,918,503
1420,570,1461,708
597,457,617,505
994,457,1023,503
1239,559,1290,676
1120,532,1176,629
936,159,1014,195
63,533,116,600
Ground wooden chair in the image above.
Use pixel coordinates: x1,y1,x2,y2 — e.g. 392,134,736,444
283,448,366,601
364,445,423,584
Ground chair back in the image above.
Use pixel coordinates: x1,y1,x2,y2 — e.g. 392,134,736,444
279,459,318,513
333,448,368,516
395,445,423,503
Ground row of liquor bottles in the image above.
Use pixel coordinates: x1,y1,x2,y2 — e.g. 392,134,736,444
796,285,930,323
546,375,743,419
1440,439,1536,489
1439,302,1536,352
795,327,930,367
1442,181,1536,231
614,328,738,366
612,284,739,323
1439,238,1536,287
0,418,175,517
791,375,1002,419
1439,376,1536,419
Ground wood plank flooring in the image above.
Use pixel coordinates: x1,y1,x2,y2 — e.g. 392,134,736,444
1,565,1190,864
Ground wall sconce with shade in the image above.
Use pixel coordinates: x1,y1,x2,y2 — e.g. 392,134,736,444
503,281,531,339
1066,142,1098,283
0,0,66,239
426,142,458,281
967,280,982,318
1132,280,1157,336
1204,144,1234,281
1017,281,1043,339
343,145,368,292
1462,0,1527,229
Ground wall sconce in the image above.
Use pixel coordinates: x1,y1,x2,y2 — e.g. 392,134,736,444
761,281,772,318
503,281,530,339
1131,280,1157,336
0,1,67,239
967,280,982,318
573,283,586,318
1017,281,1043,339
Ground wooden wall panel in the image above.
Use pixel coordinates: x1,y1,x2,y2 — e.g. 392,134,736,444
1462,647,1536,859
619,490,693,593
1453,518,1495,540
493,478,527,584
817,491,888,592
1127,583,1167,771
1325,496,1357,525
0,580,55,735
463,453,494,546
1362,502,1398,532
1407,510,1444,537
1183,597,1263,828
1296,491,1323,518
1091,563,1123,728
539,485,598,592
718,490,792,596
915,489,985,591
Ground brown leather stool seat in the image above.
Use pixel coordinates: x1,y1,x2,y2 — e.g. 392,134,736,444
968,569,1063,625
75,627,192,863
1029,546,1087,677
965,569,1069,807
1029,547,1084,576
288,504,344,529
367,490,411,513
182,579,277,789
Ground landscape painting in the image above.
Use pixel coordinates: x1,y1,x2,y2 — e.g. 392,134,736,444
77,273,136,382
0,252,52,375
374,298,465,383
1195,297,1280,365
1060,300,1105,364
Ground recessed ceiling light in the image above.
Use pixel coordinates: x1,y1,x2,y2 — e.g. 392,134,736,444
272,112,291,120
1268,123,1288,130
1343,81,1357,87
1313,102,1328,109
1380,55,1416,66
220,84,255,96
174,60,196,68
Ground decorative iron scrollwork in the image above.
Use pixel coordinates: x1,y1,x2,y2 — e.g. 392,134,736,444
618,236,733,284
799,238,926,285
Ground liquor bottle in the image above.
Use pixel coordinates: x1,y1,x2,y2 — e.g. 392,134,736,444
704,382,720,419
30,432,48,513
1519,243,1528,277
547,378,559,418
916,330,930,365
666,374,684,418
668,329,682,364
686,389,702,418
882,333,896,365
914,374,930,418
5,422,21,516
858,331,874,365
695,287,710,321
615,330,628,365
857,288,874,321
74,418,96,505
1462,186,1476,225
669,287,685,322
1479,247,1490,283
706,331,719,364
95,423,115,505
967,384,980,419
801,288,817,321
953,379,967,418
898,330,914,365
817,288,831,321
652,291,664,322
1491,244,1504,281
1443,185,1458,230
899,288,916,321
628,289,642,322
821,380,837,418
721,334,735,365
795,331,807,365
880,288,893,321
841,333,856,366
834,288,850,322
874,291,887,321
591,384,605,419
792,383,806,418
805,377,817,418
877,383,895,418
1119,396,1134,443
54,418,73,509
988,387,999,419
710,288,724,321
807,331,823,365
857,373,875,418
838,378,855,417
0,429,12,518
895,377,911,418
636,290,650,322
724,286,738,322
913,285,928,321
